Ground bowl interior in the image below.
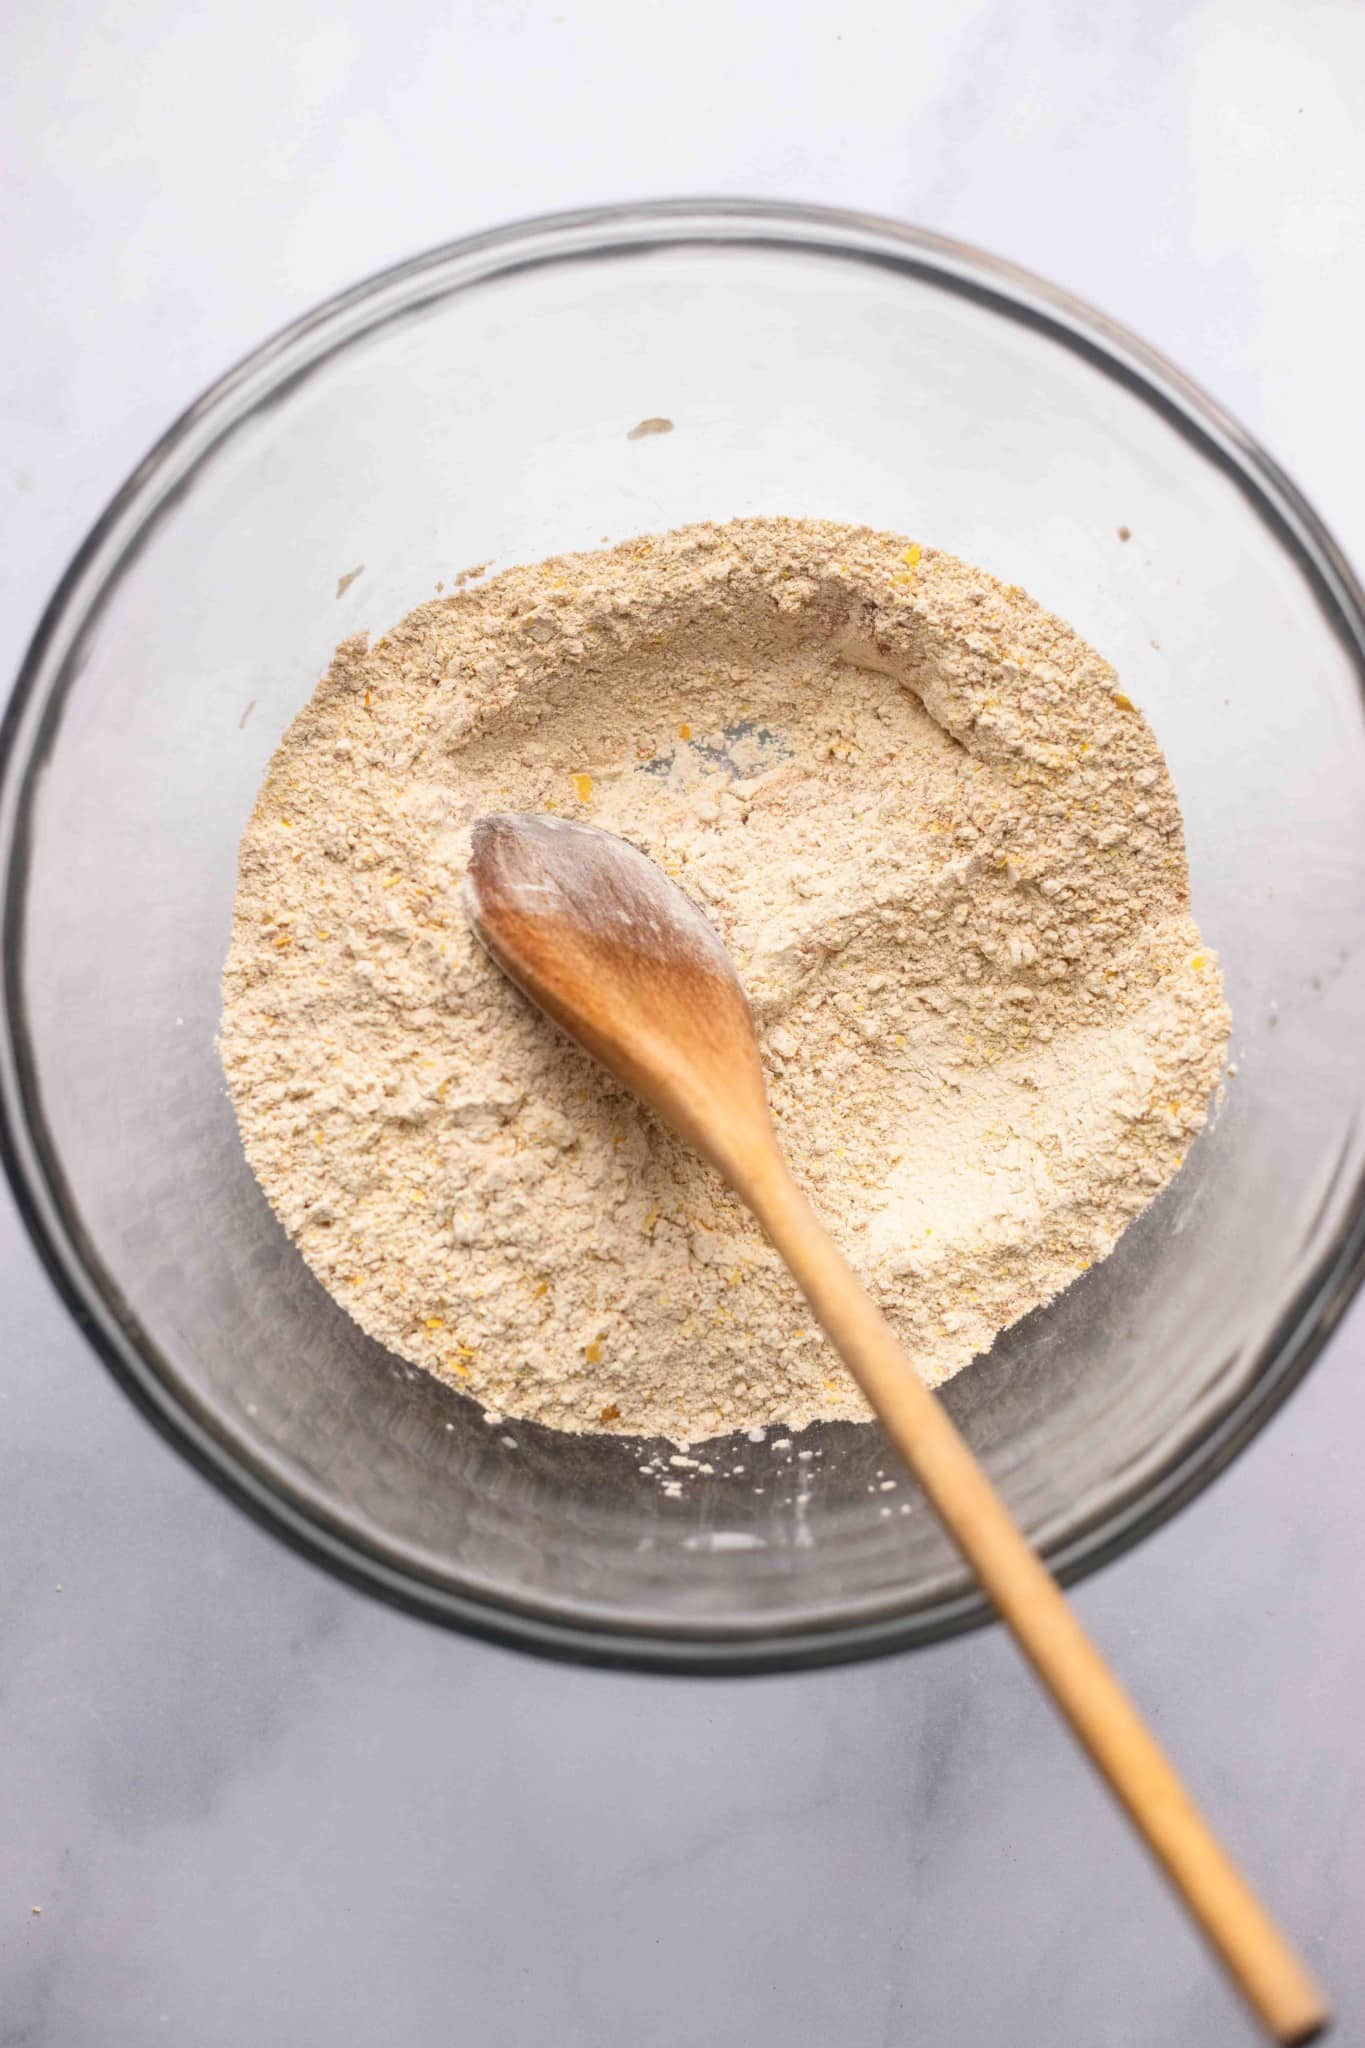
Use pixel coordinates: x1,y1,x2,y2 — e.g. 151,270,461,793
6,211,1365,1666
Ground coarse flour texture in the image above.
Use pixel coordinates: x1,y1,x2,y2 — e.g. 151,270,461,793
221,518,1229,1444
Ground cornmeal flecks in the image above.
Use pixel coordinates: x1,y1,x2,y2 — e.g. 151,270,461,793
221,518,1228,1444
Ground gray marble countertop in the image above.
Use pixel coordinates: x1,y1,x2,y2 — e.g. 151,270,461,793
4,6,1364,2043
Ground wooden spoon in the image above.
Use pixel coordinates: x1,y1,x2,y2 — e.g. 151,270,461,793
463,810,1327,2047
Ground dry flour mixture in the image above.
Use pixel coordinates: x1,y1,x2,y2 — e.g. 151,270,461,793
221,517,1229,1444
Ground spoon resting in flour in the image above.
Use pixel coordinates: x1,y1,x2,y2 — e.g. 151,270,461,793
462,810,1326,2048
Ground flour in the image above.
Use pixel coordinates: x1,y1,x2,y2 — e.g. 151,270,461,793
220,517,1229,1445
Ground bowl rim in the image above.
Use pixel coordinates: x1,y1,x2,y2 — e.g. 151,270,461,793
4,197,1365,1675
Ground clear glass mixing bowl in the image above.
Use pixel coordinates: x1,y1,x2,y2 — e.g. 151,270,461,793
4,203,1364,1672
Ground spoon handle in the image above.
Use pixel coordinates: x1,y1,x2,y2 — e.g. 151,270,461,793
741,1148,1327,2047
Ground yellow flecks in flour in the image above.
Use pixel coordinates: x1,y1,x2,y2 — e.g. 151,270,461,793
221,517,1228,1445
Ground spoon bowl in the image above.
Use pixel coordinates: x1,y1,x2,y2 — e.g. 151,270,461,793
463,813,770,1185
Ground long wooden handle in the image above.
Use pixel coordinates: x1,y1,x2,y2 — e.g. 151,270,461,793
742,1149,1328,2046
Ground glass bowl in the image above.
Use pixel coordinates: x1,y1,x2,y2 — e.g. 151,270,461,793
4,202,1365,1673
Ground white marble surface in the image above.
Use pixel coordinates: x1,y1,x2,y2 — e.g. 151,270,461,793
3,4,1364,2043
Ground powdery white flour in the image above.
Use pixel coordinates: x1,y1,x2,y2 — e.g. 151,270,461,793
221,518,1229,1444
